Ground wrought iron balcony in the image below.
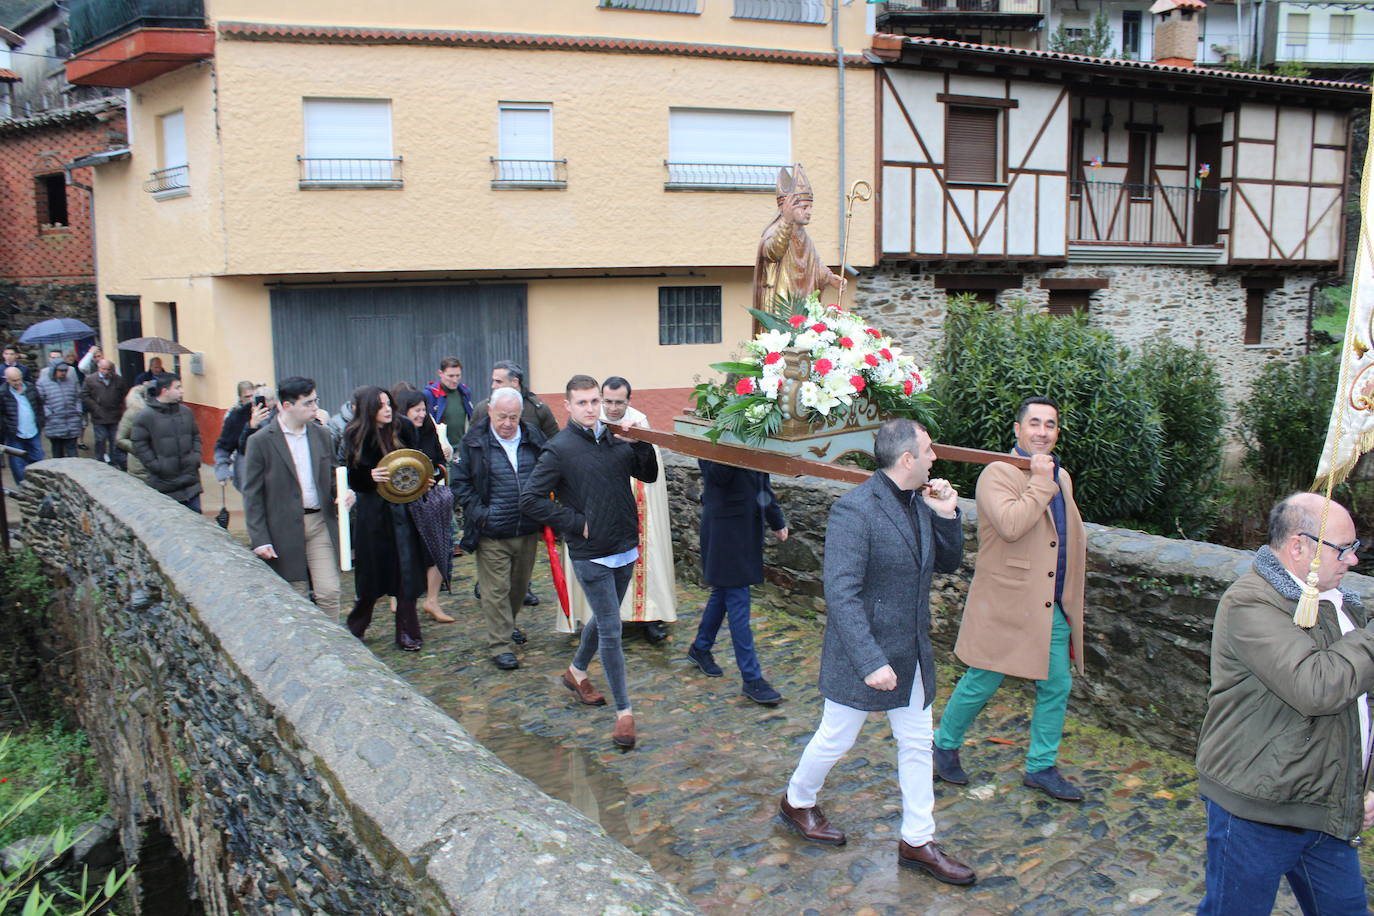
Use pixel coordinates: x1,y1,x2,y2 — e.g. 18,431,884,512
1069,180,1227,247
297,157,403,189
598,0,699,11
733,0,828,23
69,0,206,54
664,162,780,192
877,0,1041,16
490,158,568,189
143,165,189,197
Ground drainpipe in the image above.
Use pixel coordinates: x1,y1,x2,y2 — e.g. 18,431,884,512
835,0,846,268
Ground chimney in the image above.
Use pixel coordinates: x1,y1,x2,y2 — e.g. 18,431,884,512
1150,0,1207,68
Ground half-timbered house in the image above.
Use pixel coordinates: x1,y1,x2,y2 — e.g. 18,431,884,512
862,31,1368,409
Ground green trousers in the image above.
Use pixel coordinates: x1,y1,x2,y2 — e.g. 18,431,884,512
934,605,1072,773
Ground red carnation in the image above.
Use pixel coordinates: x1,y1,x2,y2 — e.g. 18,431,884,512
763,351,783,365
735,377,755,395
811,322,828,333
866,328,881,338
880,348,893,361
864,353,880,367
850,375,866,392
814,358,833,376
838,337,854,349
903,379,914,396
788,314,806,329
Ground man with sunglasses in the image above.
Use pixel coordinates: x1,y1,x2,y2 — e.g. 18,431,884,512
1196,492,1374,915
243,376,342,619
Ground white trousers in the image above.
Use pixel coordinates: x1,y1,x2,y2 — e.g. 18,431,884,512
785,673,935,846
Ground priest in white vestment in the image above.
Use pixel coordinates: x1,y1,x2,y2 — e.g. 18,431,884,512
557,378,677,640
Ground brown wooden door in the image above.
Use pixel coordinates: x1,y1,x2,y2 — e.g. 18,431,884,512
1193,124,1222,245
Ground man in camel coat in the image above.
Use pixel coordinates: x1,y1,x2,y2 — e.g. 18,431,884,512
932,395,1088,802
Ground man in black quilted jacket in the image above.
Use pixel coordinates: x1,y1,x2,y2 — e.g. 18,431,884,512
520,374,657,751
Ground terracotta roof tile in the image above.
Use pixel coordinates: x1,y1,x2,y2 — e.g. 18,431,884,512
216,21,870,67
0,67,17,81
884,34,1371,92
0,96,124,135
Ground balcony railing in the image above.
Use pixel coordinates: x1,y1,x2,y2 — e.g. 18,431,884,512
1273,30,1374,63
598,0,699,12
490,158,568,189
1070,180,1226,246
143,164,189,196
69,0,206,54
733,0,827,23
664,162,780,192
297,157,403,189
879,0,1041,14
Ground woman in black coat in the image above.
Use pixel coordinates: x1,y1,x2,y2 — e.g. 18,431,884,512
343,386,429,651
392,386,455,624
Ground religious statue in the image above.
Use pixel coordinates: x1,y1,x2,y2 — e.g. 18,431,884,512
753,164,844,312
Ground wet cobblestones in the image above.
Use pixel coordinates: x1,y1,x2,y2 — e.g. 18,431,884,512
355,555,1349,915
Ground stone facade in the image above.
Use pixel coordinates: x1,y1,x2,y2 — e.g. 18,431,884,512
662,453,1374,759
853,262,1318,416
17,460,694,916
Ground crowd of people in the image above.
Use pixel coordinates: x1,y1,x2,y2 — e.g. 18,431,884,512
8,340,1374,909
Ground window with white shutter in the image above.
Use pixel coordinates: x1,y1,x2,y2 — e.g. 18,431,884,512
147,110,189,198
666,108,791,191
300,98,400,187
493,104,564,187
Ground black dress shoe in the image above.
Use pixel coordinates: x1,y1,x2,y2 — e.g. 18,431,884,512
523,589,540,607
511,627,528,645
396,635,422,652
642,621,669,644
493,652,520,670
742,678,782,705
933,746,969,785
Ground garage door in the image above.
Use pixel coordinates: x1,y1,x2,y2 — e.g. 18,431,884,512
269,284,527,414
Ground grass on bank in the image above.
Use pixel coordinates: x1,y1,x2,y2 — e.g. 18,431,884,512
0,722,108,849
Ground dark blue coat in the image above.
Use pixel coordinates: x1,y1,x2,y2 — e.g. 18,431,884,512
699,460,786,588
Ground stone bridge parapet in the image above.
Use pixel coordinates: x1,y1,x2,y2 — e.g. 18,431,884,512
17,459,695,915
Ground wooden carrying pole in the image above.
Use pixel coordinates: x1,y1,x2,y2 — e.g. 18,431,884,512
613,426,1029,485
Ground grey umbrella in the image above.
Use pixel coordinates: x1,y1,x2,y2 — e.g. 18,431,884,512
116,336,193,355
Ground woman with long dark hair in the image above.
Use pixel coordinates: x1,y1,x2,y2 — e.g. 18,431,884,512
392,386,455,623
343,386,428,651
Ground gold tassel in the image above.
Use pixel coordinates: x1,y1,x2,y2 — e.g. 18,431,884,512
1293,554,1322,628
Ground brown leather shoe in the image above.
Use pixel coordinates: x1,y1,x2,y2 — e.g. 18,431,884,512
561,669,606,706
898,840,976,885
779,795,846,845
612,714,635,749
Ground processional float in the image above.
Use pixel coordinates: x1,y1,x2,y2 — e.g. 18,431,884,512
616,163,1028,484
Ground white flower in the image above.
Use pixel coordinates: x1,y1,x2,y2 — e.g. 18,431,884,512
752,329,792,354
759,375,783,400
798,380,821,409
793,330,821,351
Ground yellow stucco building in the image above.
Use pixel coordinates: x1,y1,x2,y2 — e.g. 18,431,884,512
67,0,877,435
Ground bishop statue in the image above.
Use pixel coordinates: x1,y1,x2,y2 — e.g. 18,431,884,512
753,164,843,312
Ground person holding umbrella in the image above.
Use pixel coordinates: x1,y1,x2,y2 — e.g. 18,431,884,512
453,386,549,670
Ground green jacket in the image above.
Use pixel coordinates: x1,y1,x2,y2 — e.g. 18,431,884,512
1196,546,1374,840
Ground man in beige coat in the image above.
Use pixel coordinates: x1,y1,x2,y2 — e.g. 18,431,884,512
933,396,1088,802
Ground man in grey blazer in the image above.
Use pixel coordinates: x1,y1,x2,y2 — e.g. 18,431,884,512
781,418,975,886
243,376,341,619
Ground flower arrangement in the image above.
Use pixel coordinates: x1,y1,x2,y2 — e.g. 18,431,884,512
691,292,935,445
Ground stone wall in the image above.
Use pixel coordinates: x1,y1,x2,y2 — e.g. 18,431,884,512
663,453,1374,759
853,263,1318,417
17,460,695,916
0,280,98,350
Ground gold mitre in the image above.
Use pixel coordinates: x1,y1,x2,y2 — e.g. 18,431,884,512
776,164,814,201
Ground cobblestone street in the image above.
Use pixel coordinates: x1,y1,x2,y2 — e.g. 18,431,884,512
356,554,1328,915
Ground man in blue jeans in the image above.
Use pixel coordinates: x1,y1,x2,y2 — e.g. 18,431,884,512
1,367,44,482
1195,491,1374,915
687,460,787,705
521,374,658,751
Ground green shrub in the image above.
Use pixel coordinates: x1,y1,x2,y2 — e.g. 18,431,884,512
0,723,107,849
1236,350,1339,501
932,297,1164,521
1127,337,1226,539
